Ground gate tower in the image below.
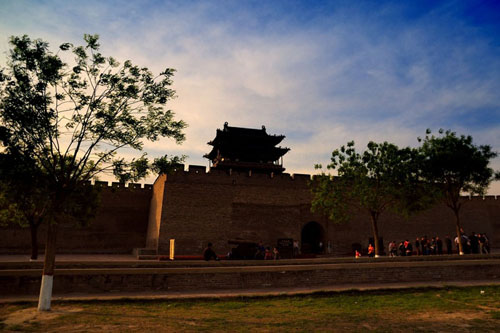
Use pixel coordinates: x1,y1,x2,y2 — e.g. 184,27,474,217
204,122,290,174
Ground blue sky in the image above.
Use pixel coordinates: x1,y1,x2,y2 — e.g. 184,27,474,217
1,0,500,192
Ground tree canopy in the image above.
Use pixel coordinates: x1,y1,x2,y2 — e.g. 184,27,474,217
0,34,187,310
312,130,499,257
311,141,426,256
419,129,499,254
0,34,186,191
0,34,187,224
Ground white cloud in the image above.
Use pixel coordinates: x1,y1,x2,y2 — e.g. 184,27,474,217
1,0,499,193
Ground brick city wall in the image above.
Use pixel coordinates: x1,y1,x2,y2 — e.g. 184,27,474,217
149,165,500,256
1,164,499,256
152,165,328,255
1,259,499,296
334,195,500,256
0,183,152,254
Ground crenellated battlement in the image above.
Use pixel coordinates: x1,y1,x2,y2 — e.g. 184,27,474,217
467,195,498,201
167,164,313,185
88,180,153,190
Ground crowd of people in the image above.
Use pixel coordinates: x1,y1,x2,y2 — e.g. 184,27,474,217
253,242,280,260
205,231,491,261
384,232,491,257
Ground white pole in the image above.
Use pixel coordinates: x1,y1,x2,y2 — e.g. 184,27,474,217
38,275,53,311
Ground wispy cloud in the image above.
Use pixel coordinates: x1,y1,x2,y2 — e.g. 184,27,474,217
1,0,499,192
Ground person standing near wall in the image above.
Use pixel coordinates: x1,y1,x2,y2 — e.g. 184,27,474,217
436,237,443,255
483,234,490,254
445,236,452,255
405,240,413,256
470,232,479,254
388,241,396,257
203,242,219,261
273,247,280,260
368,244,374,257
478,234,486,254
293,240,300,258
421,237,428,255
264,247,273,260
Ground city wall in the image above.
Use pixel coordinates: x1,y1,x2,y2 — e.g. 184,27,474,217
148,165,500,256
1,164,499,256
0,183,152,254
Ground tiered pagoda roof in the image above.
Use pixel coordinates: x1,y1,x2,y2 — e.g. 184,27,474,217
204,122,290,174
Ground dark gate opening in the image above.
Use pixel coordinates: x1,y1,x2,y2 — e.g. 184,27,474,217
301,221,325,254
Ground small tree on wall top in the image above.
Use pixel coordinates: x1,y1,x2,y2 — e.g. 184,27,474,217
0,34,187,310
419,129,499,255
311,141,430,257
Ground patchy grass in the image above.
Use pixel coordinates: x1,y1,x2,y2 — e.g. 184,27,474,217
1,286,499,332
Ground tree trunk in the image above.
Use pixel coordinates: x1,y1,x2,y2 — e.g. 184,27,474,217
454,210,464,255
326,220,331,254
38,222,57,311
370,213,380,257
30,223,39,260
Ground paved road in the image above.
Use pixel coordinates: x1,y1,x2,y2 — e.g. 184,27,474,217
1,279,499,304
0,254,138,262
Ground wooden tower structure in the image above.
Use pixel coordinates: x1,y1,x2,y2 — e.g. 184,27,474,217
204,122,290,174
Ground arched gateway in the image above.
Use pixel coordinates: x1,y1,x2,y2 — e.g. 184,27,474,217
301,221,325,254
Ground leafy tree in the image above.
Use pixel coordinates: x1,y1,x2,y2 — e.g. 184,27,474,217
418,129,499,255
0,34,186,310
0,183,25,227
312,141,429,256
0,153,100,260
0,153,52,259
